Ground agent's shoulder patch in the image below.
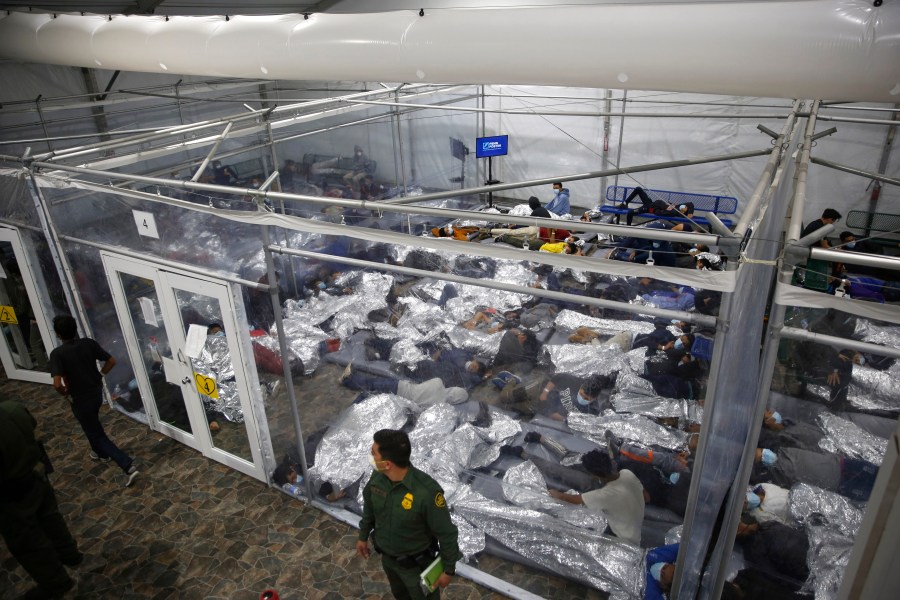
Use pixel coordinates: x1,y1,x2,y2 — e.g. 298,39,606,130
434,492,446,508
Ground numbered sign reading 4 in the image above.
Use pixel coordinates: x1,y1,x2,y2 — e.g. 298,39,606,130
133,210,160,239
194,373,219,399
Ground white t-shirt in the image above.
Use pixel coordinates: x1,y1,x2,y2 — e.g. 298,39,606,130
582,470,645,545
751,483,792,525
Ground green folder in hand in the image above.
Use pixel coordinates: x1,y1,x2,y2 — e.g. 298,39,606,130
419,556,444,594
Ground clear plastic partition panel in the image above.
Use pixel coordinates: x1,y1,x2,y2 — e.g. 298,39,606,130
41,184,265,280
0,173,41,228
737,306,899,600
273,228,719,597
61,243,140,421
0,236,50,375
172,287,254,464
115,272,180,427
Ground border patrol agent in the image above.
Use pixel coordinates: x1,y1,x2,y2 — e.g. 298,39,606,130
356,429,462,599
0,399,82,599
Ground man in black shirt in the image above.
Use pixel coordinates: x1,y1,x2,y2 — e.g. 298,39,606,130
800,208,842,248
48,315,139,487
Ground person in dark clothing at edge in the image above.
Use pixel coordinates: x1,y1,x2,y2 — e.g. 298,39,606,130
0,399,83,600
48,315,139,487
529,196,552,219
356,429,462,599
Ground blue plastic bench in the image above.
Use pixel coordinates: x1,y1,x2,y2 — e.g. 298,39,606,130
597,186,738,228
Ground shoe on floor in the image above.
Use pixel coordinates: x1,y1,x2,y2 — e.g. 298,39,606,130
125,466,139,488
23,577,74,599
496,371,522,385
88,451,111,463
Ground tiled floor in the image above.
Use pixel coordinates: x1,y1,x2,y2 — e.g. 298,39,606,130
0,371,606,600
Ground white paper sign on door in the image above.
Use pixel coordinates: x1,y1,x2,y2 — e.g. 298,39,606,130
139,297,158,327
184,324,208,360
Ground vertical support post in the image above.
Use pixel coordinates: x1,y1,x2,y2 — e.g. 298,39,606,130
80,67,113,151
477,85,486,194
612,90,627,189
670,104,805,600
866,103,898,237
34,96,53,154
262,237,313,501
24,171,95,353
487,156,494,208
394,90,409,196
600,88,612,197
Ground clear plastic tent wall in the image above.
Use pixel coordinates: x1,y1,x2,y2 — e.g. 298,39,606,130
1,76,899,599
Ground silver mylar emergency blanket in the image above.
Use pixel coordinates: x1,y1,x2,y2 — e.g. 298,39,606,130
853,320,900,349
311,393,648,594
845,361,900,413
554,309,655,337
191,334,242,423
801,524,855,600
453,493,644,600
816,412,887,466
665,525,683,545
805,360,900,413
309,393,415,490
789,483,864,538
495,457,613,533
548,343,630,378
502,460,558,512
280,318,331,375
569,411,690,452
445,327,504,360
612,392,703,422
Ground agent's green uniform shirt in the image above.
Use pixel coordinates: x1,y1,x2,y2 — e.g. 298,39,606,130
359,465,461,574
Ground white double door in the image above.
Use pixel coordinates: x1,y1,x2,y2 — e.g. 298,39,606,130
0,226,54,384
103,253,266,481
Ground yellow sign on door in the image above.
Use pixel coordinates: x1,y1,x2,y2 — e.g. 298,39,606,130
0,305,18,325
194,373,219,399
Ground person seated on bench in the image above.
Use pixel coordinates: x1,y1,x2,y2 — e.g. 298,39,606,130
618,186,695,226
833,230,884,277
529,195,552,219
801,208,842,249
545,182,571,216
343,145,375,198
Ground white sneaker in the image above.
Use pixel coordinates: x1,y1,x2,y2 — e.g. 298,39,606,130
125,466,139,487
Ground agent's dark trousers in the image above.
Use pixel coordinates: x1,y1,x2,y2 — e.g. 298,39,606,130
0,476,79,592
382,554,440,600
71,390,133,473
